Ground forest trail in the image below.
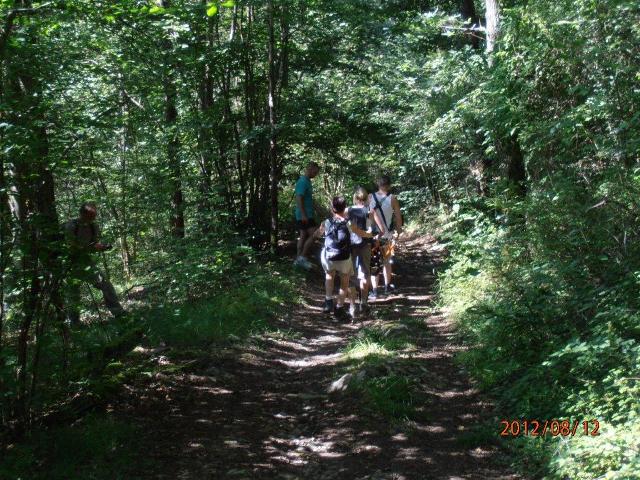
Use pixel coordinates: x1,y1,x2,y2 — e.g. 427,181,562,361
120,235,521,480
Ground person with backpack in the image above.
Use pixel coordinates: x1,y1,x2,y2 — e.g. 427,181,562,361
369,175,403,298
347,187,380,315
315,196,373,320
64,202,125,325
293,162,320,270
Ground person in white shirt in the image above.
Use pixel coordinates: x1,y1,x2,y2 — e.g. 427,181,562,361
369,175,403,297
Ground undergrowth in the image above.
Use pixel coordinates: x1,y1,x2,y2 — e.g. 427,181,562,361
436,175,640,479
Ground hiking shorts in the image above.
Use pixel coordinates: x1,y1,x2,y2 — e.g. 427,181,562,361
379,237,395,265
351,243,371,280
321,248,354,276
296,218,317,230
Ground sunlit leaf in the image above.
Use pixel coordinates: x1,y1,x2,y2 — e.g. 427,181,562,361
206,4,218,16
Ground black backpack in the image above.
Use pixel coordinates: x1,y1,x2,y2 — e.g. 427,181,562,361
324,218,351,261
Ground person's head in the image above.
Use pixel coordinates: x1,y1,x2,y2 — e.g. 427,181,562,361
331,196,347,215
305,161,320,179
353,186,368,206
79,202,97,222
377,175,392,193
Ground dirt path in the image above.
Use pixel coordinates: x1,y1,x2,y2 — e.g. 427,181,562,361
121,235,521,479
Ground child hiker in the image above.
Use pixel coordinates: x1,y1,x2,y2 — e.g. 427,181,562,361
347,187,378,315
315,196,372,320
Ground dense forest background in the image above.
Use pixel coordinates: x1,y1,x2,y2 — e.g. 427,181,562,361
1,0,639,478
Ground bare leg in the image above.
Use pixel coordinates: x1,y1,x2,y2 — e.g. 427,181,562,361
325,271,335,299
360,277,370,301
337,273,350,307
297,229,308,257
383,263,393,287
371,274,379,291
301,226,317,258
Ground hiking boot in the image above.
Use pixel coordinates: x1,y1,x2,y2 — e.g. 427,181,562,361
334,305,348,321
323,298,335,314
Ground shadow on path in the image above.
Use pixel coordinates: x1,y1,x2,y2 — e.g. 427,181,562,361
121,234,521,480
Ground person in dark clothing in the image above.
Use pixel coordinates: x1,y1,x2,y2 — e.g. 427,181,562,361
347,186,380,314
64,202,124,324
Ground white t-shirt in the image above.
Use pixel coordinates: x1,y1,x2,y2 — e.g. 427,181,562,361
369,193,394,233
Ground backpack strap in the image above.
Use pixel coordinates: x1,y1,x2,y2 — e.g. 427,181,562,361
372,193,390,232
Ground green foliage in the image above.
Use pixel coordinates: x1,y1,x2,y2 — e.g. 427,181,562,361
0,414,143,480
339,323,424,421
356,374,417,420
143,261,299,348
438,187,640,477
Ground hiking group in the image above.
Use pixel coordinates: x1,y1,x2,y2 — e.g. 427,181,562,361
63,164,401,325
293,162,403,320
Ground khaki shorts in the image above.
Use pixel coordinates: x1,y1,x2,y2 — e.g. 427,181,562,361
321,248,354,276
351,243,371,280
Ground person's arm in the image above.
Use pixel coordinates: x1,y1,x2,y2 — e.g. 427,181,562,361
371,207,386,234
349,223,373,239
295,178,309,223
93,224,112,252
391,195,403,235
295,194,308,223
313,221,326,239
368,194,385,234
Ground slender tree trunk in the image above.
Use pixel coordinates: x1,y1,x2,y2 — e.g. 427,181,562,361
196,6,215,233
267,0,279,252
5,0,62,426
166,71,184,238
485,0,500,64
502,133,527,197
483,0,525,198
159,0,184,238
461,0,480,49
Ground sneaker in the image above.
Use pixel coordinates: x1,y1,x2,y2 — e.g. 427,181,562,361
323,298,334,314
368,288,378,300
349,304,357,320
294,256,313,270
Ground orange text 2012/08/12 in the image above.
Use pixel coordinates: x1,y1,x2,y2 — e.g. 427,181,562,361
499,419,600,437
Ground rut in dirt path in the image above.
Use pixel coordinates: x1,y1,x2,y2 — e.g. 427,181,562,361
124,235,522,480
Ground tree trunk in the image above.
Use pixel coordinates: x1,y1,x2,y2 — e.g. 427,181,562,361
461,0,480,49
485,0,500,63
160,0,184,238
503,133,527,197
267,0,279,252
196,6,215,233
4,0,62,426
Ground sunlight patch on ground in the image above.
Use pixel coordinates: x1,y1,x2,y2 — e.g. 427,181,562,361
266,338,315,352
279,352,343,368
309,334,343,345
343,341,394,360
263,435,346,465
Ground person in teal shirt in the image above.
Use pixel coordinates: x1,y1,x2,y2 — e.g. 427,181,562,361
293,162,320,269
